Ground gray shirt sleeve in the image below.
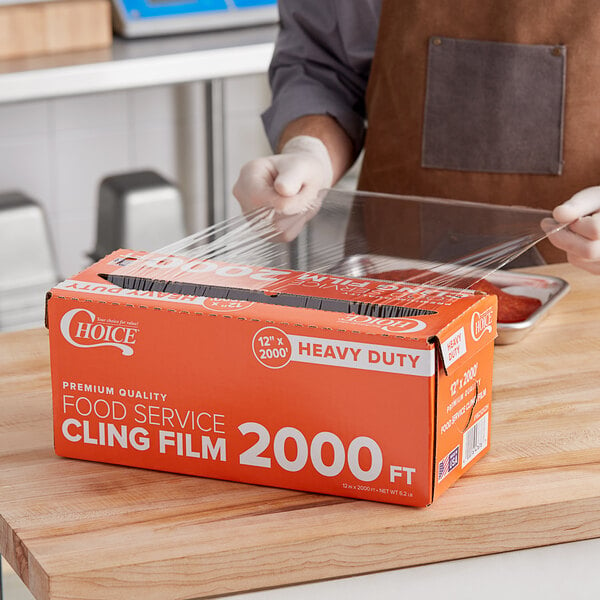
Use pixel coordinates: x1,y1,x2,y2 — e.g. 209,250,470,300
261,0,381,156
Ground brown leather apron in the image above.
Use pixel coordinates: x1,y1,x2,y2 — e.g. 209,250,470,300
357,0,600,263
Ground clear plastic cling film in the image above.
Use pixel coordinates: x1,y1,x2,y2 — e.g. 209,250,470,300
105,189,567,317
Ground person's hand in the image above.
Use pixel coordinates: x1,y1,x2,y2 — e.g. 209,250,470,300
233,136,333,241
543,186,600,274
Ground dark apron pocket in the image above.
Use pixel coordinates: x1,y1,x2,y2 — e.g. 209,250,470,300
422,37,566,174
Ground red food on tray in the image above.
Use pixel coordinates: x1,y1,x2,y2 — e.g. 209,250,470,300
366,269,542,323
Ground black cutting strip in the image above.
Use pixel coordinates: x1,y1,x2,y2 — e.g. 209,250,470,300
102,273,436,318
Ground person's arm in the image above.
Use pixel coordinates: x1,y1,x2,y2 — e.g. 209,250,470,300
277,114,355,185
232,114,354,227
233,0,379,217
545,187,600,274
263,0,378,159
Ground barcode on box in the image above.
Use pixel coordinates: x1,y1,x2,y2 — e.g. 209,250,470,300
462,413,489,468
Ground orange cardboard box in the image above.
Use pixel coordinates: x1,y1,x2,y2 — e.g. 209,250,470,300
46,250,497,507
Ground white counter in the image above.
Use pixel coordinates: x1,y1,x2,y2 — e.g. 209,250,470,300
0,25,276,103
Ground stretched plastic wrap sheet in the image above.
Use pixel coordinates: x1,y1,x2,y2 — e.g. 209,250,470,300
105,189,567,323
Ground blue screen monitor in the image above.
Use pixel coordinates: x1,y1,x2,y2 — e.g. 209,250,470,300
112,0,278,38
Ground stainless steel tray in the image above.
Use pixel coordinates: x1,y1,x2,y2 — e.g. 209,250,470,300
332,255,570,345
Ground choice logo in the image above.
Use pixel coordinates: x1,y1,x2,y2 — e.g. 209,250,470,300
201,297,254,312
337,314,427,334
60,308,138,356
381,318,427,334
471,308,494,342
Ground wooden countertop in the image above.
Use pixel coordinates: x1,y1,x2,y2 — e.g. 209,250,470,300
1,263,599,600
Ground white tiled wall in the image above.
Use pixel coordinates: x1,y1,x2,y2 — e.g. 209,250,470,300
0,74,271,295
0,110,54,214
128,85,185,178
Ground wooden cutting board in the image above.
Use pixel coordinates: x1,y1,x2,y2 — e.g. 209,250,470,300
1,263,599,600
0,0,112,61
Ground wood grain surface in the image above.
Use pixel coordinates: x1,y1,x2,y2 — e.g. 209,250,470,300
1,263,599,600
0,0,112,61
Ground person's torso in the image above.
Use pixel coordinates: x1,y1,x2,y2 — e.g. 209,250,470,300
358,0,600,262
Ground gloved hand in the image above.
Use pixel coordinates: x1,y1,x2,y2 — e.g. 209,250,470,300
233,136,334,240
543,186,600,274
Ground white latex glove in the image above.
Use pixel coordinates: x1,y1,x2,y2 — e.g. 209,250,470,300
543,186,600,274
233,136,334,240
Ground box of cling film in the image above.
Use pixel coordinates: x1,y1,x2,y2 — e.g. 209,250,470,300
45,249,497,506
